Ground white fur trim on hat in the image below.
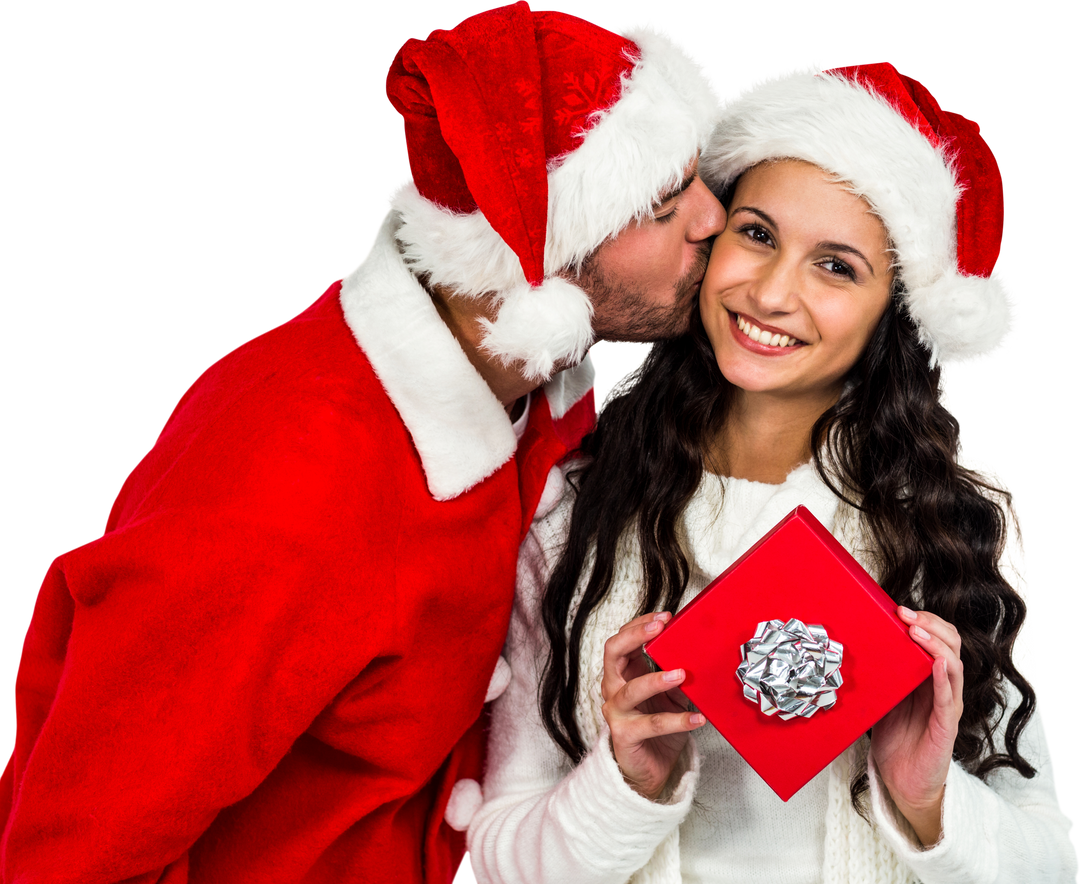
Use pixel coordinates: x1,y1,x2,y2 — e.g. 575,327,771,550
702,71,957,289
392,184,525,299
392,30,717,377
700,71,1008,362
392,188,595,380
544,29,718,273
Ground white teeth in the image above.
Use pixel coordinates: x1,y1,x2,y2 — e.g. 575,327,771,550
735,314,799,348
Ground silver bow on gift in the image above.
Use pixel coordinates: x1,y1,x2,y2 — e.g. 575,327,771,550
736,618,843,720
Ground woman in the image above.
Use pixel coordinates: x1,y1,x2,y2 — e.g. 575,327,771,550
463,65,1076,883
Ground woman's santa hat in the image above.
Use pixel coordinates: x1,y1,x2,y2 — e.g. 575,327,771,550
701,63,1008,363
386,2,717,380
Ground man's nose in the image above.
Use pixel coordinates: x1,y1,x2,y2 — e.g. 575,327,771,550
684,177,727,241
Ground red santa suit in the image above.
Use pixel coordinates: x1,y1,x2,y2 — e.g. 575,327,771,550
0,214,594,884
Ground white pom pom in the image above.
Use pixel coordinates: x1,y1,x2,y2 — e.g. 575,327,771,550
485,656,512,703
905,270,1010,362
480,277,595,382
444,778,483,832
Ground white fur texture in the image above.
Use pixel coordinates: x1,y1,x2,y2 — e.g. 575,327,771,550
393,184,526,299
544,29,718,273
391,29,717,371
479,276,595,382
907,271,1009,363
340,215,517,501
339,214,595,500
701,71,1008,361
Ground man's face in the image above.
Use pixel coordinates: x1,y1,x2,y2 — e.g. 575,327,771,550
576,159,727,342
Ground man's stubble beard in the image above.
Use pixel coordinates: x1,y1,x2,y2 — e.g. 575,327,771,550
579,241,712,343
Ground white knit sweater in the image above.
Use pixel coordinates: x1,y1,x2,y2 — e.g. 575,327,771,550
467,464,1076,883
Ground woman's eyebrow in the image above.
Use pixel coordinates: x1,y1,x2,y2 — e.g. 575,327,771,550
731,205,777,227
733,206,877,277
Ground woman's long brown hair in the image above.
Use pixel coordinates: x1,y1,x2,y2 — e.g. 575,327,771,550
539,297,1035,805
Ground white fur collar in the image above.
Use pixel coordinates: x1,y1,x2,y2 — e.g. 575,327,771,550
339,213,593,502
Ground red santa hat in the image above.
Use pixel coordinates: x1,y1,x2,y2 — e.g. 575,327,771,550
386,2,717,380
700,63,1008,364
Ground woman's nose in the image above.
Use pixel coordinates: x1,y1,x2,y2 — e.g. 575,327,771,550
749,259,800,314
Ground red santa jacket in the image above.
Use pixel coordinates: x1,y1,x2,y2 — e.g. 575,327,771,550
0,219,595,883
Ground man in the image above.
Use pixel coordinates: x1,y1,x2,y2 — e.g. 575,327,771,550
0,3,724,882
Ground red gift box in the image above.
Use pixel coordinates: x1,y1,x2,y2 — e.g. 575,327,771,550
644,505,933,801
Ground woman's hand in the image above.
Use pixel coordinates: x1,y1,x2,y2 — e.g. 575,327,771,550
600,612,706,801
870,605,964,847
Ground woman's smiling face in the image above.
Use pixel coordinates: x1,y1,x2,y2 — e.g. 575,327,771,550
700,159,894,405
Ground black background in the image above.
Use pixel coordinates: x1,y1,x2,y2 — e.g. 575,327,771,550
8,5,1067,872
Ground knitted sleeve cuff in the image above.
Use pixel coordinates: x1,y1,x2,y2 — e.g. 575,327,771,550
867,754,1000,883
496,721,699,876
594,723,700,808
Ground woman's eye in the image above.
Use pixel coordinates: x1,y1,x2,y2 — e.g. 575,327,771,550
739,224,773,245
819,257,856,280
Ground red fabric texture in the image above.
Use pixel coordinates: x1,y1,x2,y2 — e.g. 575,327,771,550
387,1,635,285
830,62,1004,279
0,285,593,883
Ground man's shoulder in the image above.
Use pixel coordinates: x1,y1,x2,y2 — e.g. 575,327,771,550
107,284,418,529
168,283,405,434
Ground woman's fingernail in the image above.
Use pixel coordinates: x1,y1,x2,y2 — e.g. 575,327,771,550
898,606,916,620
690,713,705,725
913,625,930,640
662,669,684,683
654,612,671,622
645,620,661,634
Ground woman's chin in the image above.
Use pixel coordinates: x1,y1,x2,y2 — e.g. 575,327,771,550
716,355,850,406
716,363,790,396
714,344,799,395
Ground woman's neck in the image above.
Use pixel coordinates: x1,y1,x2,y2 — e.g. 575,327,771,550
708,388,836,484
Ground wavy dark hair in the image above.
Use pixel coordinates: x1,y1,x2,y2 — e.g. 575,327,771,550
539,295,1036,806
